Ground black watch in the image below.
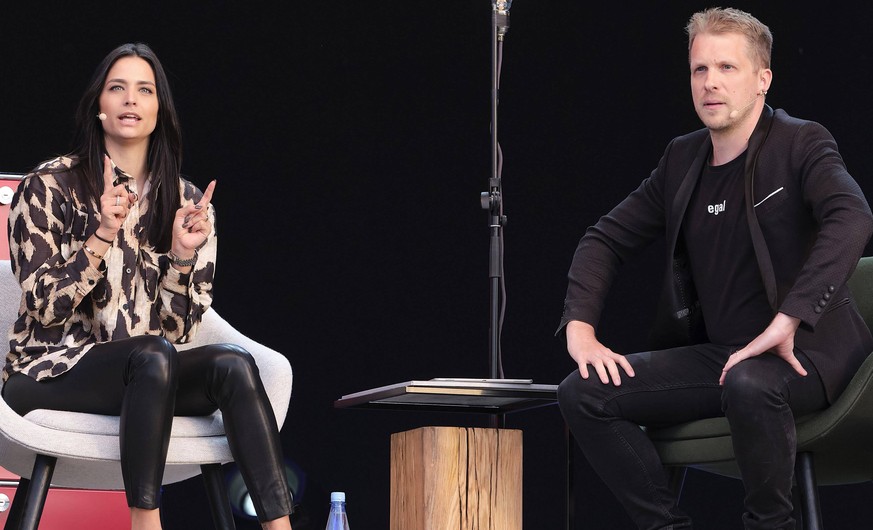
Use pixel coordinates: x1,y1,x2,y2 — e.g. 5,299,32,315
168,250,197,267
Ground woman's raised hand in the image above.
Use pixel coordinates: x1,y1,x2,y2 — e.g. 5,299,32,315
98,154,137,239
170,179,216,257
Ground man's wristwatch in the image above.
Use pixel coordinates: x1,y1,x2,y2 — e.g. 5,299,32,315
168,250,197,267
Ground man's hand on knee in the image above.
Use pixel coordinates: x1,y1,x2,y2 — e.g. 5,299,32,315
566,320,636,385
719,313,806,385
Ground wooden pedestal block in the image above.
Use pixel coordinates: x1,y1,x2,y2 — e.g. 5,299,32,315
390,426,522,530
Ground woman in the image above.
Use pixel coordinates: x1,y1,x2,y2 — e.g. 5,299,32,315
3,43,293,530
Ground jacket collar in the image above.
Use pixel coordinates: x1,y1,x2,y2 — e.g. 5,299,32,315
672,104,775,224
668,131,711,258
667,105,779,314
744,105,778,310
744,104,775,187
669,105,775,249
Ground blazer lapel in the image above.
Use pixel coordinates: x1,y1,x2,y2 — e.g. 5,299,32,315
663,136,711,323
668,136,711,255
744,105,778,310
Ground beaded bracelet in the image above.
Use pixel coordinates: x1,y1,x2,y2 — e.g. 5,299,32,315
82,244,103,260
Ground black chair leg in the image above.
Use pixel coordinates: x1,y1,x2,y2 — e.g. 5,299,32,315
791,480,804,529
201,463,236,530
667,466,688,500
566,425,574,530
6,455,57,530
4,477,29,530
795,452,822,530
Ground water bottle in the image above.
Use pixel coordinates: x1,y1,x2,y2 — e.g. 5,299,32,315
325,491,351,530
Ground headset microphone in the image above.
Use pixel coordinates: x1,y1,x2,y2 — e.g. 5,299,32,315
729,90,766,119
97,113,107,121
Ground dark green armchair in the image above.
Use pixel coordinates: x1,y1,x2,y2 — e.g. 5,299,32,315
646,256,873,530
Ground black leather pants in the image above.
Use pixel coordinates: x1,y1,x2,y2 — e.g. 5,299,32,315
3,335,293,521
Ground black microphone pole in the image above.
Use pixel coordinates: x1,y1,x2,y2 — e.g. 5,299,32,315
480,0,510,428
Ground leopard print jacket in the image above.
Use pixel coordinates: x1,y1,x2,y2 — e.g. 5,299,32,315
4,156,217,381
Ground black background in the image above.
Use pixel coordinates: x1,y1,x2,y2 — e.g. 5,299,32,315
3,2,873,529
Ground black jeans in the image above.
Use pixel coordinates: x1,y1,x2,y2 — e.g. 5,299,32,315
3,335,293,522
557,343,827,530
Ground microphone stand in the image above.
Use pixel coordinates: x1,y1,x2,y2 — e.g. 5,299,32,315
480,0,511,429
480,12,572,527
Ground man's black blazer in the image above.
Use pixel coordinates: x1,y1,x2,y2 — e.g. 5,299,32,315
561,106,873,402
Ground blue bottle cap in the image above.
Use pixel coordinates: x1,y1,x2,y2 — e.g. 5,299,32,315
330,491,346,503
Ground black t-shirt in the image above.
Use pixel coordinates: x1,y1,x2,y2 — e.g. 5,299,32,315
682,152,773,345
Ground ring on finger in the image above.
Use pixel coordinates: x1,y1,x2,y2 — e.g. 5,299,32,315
115,196,121,206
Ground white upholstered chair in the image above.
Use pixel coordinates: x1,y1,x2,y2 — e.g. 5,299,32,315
0,259,293,529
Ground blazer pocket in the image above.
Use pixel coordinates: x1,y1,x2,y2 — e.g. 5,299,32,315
754,187,788,214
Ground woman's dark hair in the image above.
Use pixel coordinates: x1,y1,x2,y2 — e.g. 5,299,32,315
71,42,182,252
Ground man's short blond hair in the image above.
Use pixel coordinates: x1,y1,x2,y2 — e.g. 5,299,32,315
686,7,773,70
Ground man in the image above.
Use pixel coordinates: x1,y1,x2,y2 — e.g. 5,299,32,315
556,7,873,530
